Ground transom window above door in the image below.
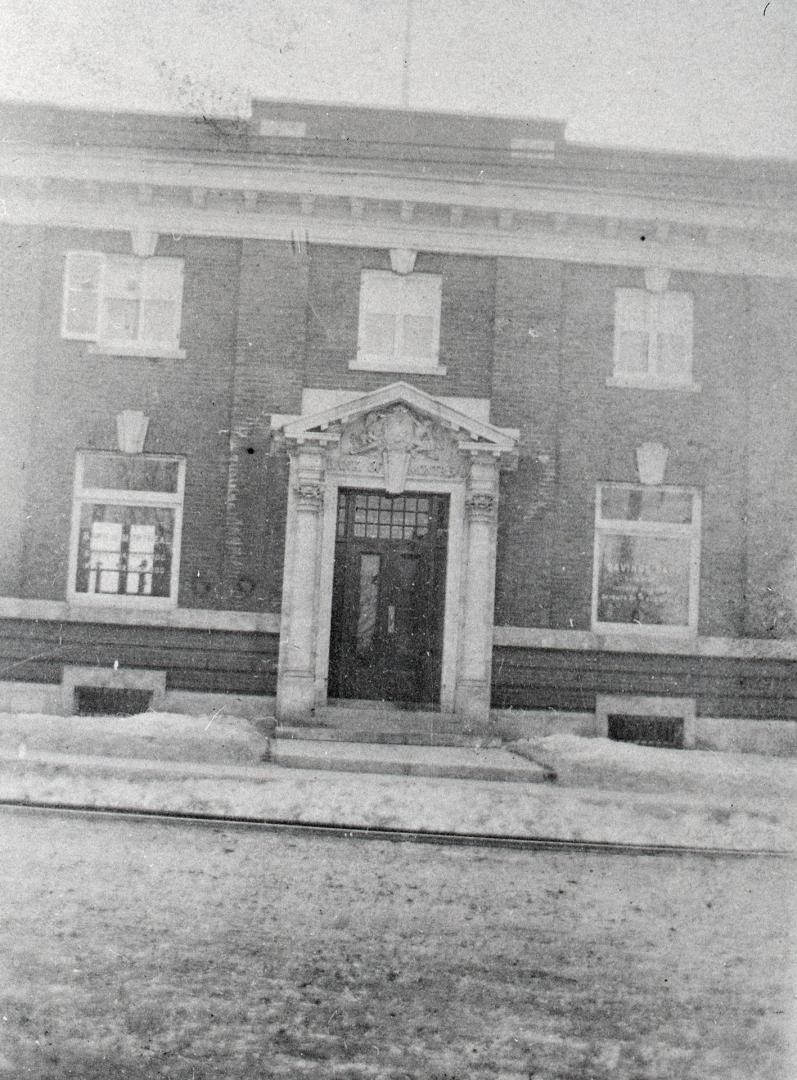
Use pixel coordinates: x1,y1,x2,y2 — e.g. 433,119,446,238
353,270,444,374
337,491,447,541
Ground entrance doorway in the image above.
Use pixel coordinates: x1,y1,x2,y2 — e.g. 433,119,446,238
328,488,449,704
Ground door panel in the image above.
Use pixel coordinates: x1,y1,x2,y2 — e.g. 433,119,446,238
329,489,448,704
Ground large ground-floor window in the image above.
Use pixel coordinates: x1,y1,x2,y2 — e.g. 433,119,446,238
591,483,701,634
68,451,185,608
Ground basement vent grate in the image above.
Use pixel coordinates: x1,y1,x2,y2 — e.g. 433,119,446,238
607,714,684,750
74,687,153,717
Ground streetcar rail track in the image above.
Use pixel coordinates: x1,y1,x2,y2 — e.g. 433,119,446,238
1,799,789,858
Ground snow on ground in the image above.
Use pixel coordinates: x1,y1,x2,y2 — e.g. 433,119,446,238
0,710,270,765
0,711,793,850
514,733,797,801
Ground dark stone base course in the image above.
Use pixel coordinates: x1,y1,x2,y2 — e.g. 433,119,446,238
0,617,279,697
491,646,797,721
1,619,795,723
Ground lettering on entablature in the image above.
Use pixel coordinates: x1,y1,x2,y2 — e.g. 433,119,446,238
327,404,469,480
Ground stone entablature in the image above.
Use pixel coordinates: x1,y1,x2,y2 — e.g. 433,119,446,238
2,101,796,280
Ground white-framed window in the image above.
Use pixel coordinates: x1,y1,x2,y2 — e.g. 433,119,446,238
591,483,701,634
353,270,444,373
67,452,186,609
61,252,186,358
608,288,696,389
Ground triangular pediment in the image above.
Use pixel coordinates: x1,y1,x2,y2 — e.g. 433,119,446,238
276,381,518,457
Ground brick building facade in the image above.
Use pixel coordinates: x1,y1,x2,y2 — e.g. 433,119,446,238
0,99,795,750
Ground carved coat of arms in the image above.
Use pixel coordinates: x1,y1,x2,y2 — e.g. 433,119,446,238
333,404,464,492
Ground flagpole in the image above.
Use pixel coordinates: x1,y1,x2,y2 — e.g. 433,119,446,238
400,0,413,107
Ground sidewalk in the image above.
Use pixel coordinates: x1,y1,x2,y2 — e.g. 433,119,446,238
0,711,794,852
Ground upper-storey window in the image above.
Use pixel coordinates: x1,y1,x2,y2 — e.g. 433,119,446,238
61,252,185,358
609,287,696,390
353,270,444,374
592,483,701,635
68,451,185,609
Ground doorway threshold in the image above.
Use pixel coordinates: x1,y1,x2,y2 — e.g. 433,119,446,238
276,700,500,748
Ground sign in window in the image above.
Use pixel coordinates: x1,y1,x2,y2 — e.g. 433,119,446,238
68,451,185,609
592,484,701,633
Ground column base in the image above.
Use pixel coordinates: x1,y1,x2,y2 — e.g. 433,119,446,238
454,679,491,725
276,671,317,724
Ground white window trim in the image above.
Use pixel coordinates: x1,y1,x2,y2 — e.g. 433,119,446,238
62,251,187,360
67,451,186,611
353,269,445,375
608,288,699,392
590,483,701,636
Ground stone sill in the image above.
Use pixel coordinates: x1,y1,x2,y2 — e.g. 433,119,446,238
88,343,186,360
349,360,447,376
605,376,702,393
493,625,797,661
0,597,280,634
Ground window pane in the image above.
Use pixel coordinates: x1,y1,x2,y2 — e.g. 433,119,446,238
140,299,177,344
75,504,174,598
67,252,103,291
656,332,691,381
596,533,692,626
104,259,141,298
126,524,156,595
103,298,140,341
600,487,693,524
615,332,648,375
614,289,650,377
142,258,183,299
362,313,396,356
81,456,180,493
356,553,381,654
66,292,100,337
402,314,436,358
402,273,441,313
359,271,403,315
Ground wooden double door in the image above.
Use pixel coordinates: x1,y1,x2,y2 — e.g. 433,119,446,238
328,488,449,704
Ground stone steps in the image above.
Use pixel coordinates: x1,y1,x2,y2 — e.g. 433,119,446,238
268,738,554,783
277,701,501,747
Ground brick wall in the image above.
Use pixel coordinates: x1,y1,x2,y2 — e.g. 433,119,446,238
222,239,308,611
3,224,793,655
13,229,240,606
491,258,563,626
745,277,797,637
491,260,753,636
0,226,45,594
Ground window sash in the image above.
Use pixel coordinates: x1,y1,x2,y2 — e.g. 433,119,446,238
63,252,184,350
61,251,104,340
357,270,441,368
68,452,185,608
592,484,701,633
76,508,174,598
613,288,693,385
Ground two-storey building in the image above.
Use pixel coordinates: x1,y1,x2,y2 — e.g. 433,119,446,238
1,98,795,751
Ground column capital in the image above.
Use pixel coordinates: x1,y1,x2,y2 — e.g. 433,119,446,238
466,491,497,522
294,482,324,510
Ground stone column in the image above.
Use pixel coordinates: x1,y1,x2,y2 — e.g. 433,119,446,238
276,444,325,722
455,453,501,724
